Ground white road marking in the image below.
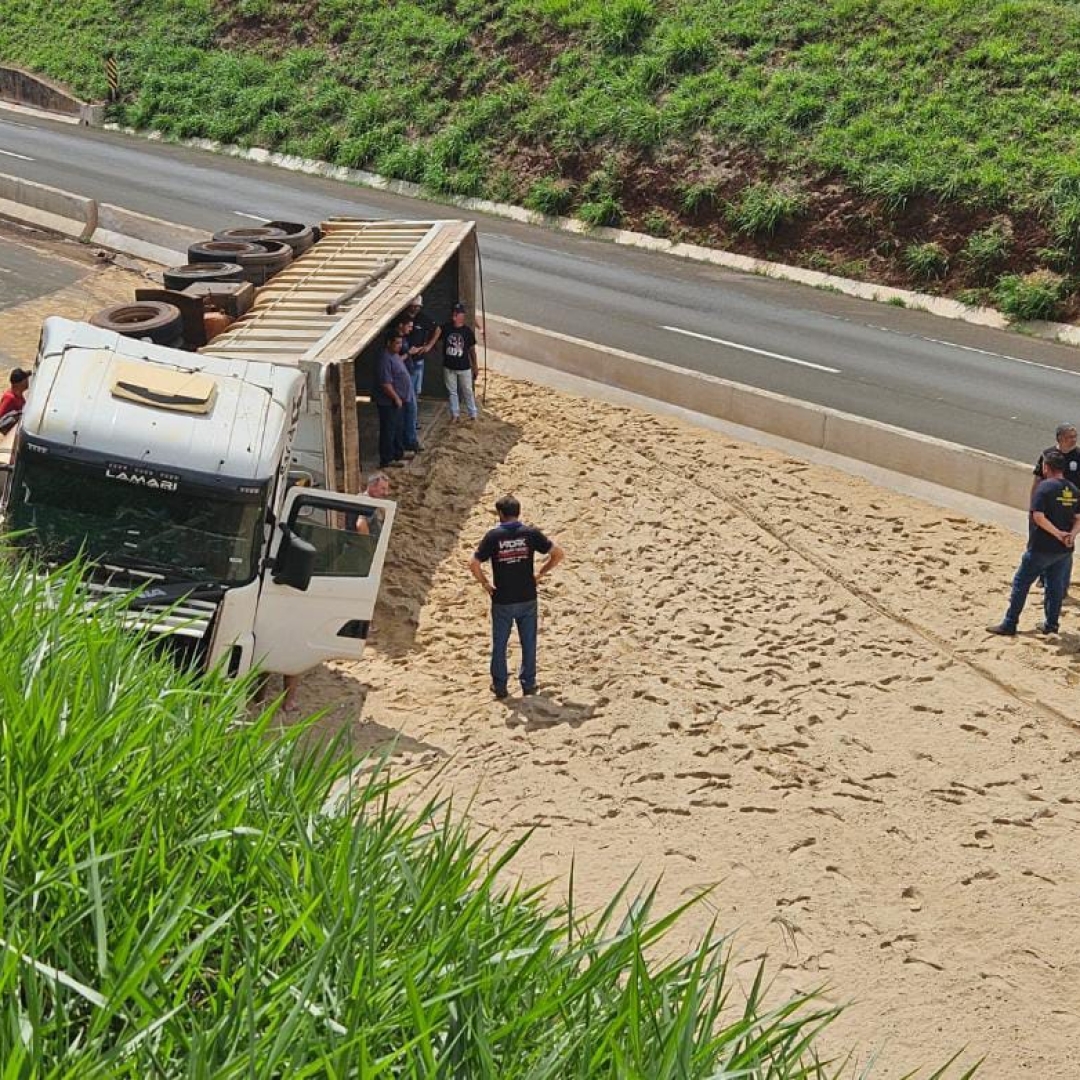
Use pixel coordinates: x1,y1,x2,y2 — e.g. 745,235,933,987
0,119,38,131
0,148,33,161
0,267,11,274
819,311,1080,380
233,210,267,221
661,325,841,374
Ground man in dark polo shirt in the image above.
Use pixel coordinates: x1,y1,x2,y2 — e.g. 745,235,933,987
1031,423,1080,496
989,448,1080,636
374,331,414,468
469,495,564,698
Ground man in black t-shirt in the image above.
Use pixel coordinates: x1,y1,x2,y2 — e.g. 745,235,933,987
441,302,479,421
1031,423,1080,496
470,494,565,697
989,449,1080,635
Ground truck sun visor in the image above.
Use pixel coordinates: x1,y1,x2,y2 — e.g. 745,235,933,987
110,360,217,414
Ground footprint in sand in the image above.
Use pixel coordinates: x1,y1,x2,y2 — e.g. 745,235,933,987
902,885,923,912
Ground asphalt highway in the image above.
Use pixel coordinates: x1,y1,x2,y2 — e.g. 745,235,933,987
3,105,1080,462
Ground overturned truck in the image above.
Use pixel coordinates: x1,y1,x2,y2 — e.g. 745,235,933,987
1,218,479,677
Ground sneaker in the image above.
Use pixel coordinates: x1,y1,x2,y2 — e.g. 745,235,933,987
491,683,508,699
406,444,424,453
1037,621,1059,634
384,460,405,469
986,622,1016,636
521,684,538,696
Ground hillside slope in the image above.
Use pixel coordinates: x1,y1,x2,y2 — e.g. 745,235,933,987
3,0,1080,315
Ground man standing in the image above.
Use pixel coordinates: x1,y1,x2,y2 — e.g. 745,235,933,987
470,495,564,698
374,331,414,469
396,314,422,454
441,302,479,421
1031,423,1080,496
405,294,440,411
0,368,30,433
989,449,1080,636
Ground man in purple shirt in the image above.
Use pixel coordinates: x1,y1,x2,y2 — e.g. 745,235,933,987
374,331,414,468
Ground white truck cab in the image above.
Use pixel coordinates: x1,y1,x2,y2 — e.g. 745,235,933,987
5,317,394,677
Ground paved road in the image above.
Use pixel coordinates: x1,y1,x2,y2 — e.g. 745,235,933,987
3,106,1080,462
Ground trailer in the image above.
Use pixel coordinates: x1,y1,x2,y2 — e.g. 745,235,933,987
1,218,479,679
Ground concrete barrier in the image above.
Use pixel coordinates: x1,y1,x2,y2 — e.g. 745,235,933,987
0,65,104,125
94,203,206,266
487,314,1030,509
0,172,96,240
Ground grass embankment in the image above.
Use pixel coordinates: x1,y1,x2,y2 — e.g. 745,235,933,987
4,1,1080,316
1,558,978,1076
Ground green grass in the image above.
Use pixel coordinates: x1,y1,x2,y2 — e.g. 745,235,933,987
4,0,1080,264
0,555,984,1076
993,269,1066,321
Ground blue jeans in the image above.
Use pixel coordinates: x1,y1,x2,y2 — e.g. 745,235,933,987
403,395,419,451
444,367,477,419
1003,549,1072,631
376,402,405,466
491,600,538,691
410,360,424,400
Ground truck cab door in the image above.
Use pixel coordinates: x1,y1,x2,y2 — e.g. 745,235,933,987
252,487,396,675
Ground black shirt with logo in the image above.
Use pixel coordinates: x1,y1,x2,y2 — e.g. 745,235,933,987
1028,478,1080,554
474,521,554,604
408,312,435,356
1033,447,1080,485
441,323,476,371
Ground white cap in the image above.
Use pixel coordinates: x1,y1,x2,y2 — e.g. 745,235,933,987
411,294,423,306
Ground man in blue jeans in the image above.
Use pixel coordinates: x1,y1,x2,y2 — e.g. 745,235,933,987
989,449,1080,636
469,495,565,698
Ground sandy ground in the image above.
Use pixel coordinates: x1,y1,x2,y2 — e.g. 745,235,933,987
8,233,1078,1076
289,373,1080,1079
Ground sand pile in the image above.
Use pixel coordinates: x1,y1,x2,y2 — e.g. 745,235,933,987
294,373,1080,1078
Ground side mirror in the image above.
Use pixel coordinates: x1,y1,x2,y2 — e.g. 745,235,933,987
272,526,316,591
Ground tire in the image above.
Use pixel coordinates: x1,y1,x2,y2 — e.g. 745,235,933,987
264,220,316,255
211,225,289,245
187,240,265,264
90,301,184,346
163,262,246,291
234,240,293,285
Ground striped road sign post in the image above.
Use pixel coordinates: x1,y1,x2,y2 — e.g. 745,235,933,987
105,55,119,102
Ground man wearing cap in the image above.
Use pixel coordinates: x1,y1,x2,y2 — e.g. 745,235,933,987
404,295,440,434
0,368,30,434
988,448,1080,636
441,302,479,421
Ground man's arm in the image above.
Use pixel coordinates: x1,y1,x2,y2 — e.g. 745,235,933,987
1032,511,1071,545
469,556,495,596
535,543,565,584
469,343,479,378
381,380,403,407
423,324,441,354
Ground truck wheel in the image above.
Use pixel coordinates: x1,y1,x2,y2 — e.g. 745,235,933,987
90,301,184,345
264,221,316,255
187,240,265,264
162,262,246,290
235,240,293,285
212,225,289,245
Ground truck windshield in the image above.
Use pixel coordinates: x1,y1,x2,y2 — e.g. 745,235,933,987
9,452,266,584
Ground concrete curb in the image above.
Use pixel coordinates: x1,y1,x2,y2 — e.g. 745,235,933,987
486,314,1030,510
0,67,104,126
0,174,1036,510
104,123,1080,349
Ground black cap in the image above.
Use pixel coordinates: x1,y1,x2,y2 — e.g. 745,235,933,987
9,368,29,385
451,302,466,314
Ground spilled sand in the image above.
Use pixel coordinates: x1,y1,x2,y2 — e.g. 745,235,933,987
292,373,1080,1079
9,233,1076,1076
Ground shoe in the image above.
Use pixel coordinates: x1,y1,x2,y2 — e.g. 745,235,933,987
986,622,1016,636
521,684,538,696
384,460,405,469
406,444,423,453
491,683,508,699
1037,621,1059,634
